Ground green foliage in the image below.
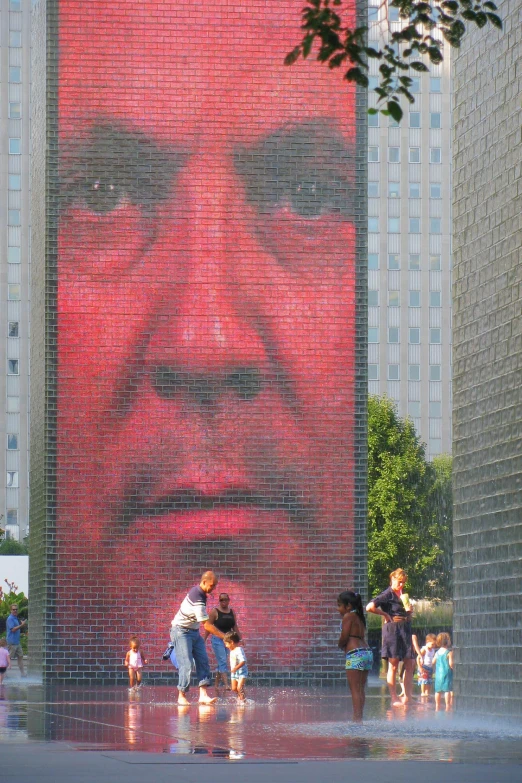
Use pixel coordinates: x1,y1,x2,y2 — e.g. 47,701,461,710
0,539,28,555
0,588,28,622
286,0,502,120
368,396,452,598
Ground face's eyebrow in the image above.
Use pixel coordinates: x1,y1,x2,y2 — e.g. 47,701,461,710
59,122,188,211
234,119,356,218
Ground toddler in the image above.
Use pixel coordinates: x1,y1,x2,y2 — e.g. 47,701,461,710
0,639,11,685
433,632,453,711
417,633,438,697
124,636,148,691
224,631,248,702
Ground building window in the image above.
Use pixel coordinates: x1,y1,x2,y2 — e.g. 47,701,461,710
368,290,379,306
409,218,420,233
8,247,21,263
388,253,400,270
429,365,441,381
388,364,400,380
8,322,19,337
409,112,421,128
8,102,21,119
368,76,379,91
430,112,441,129
368,181,379,197
388,327,399,343
8,210,21,226
7,397,20,413
368,328,379,343
409,77,421,93
9,66,21,83
409,364,420,381
9,31,22,47
368,5,379,21
368,253,379,270
388,181,400,198
368,111,379,127
430,148,442,163
430,328,441,343
409,182,421,198
7,509,18,526
430,183,442,198
7,471,19,489
368,146,379,162
430,77,441,92
368,364,379,380
408,401,421,417
9,138,21,155
429,438,442,455
7,434,19,450
409,290,421,307
409,328,420,344
430,254,441,270
388,147,400,163
388,217,400,233
430,291,441,307
388,6,400,21
8,359,19,375
10,0,22,10
8,285,20,301
369,217,379,233
388,290,400,307
430,218,442,234
9,174,21,190
429,402,442,417
409,254,420,270
409,147,421,163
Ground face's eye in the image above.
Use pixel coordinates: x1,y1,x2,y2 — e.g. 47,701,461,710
82,178,127,215
289,175,348,219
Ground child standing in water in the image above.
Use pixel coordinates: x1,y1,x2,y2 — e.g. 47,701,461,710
337,590,373,722
224,631,248,702
124,636,148,692
417,633,438,698
433,632,453,711
0,639,11,685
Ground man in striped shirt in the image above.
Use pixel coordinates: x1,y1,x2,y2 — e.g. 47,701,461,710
171,570,225,705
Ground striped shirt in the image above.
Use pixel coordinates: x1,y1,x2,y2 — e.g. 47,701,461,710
172,585,209,630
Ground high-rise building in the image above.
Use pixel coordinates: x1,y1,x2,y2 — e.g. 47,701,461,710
367,2,452,458
0,0,31,542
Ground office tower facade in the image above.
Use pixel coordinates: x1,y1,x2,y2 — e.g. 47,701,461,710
367,2,452,458
1,0,31,542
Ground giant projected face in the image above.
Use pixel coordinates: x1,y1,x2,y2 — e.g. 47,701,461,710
57,0,358,670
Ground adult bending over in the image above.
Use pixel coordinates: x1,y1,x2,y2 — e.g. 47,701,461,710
171,571,225,705
338,591,373,722
366,568,414,706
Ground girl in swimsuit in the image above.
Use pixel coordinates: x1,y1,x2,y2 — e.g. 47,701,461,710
337,590,373,722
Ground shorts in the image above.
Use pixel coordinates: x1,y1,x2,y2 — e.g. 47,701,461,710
0,667,6,674
128,665,143,671
8,644,23,661
381,620,415,660
345,647,373,671
231,666,248,681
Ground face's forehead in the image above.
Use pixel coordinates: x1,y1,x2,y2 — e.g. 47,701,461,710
59,0,355,146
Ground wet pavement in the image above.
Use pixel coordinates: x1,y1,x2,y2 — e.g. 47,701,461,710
0,676,520,781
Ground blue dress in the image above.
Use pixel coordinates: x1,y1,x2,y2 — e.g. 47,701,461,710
434,648,453,692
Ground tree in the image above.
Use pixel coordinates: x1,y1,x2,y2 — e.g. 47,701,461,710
0,539,28,556
286,0,502,121
424,453,453,599
367,396,451,597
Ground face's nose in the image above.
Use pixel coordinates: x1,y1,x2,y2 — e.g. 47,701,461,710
145,148,270,403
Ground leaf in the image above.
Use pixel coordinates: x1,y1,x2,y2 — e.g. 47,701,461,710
284,47,301,66
302,33,315,58
344,67,369,87
387,100,403,122
368,107,378,115
410,61,429,71
486,12,503,29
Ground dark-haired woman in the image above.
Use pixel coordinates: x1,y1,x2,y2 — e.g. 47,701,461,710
337,590,373,722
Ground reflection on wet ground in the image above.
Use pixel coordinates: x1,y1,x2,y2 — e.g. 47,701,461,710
0,680,520,763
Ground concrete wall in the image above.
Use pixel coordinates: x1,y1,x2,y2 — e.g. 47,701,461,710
452,0,522,715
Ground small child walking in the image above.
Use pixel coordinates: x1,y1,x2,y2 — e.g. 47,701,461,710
224,631,248,702
417,633,438,698
0,639,11,685
124,636,148,692
433,632,453,711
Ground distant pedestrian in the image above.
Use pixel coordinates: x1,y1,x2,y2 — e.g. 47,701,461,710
170,571,225,706
6,604,26,677
337,590,373,722
433,632,453,711
0,639,11,685
366,569,415,706
224,631,248,702
205,592,241,694
124,636,148,692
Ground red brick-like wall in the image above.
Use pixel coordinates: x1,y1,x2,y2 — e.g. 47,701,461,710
32,0,367,682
